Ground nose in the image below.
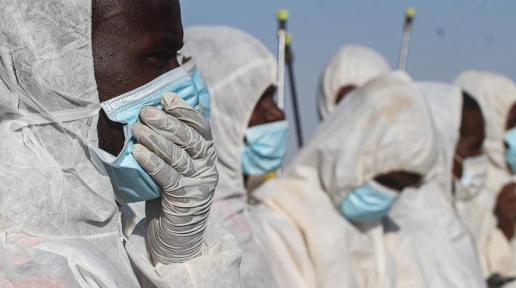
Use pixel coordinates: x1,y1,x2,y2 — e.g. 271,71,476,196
266,102,285,122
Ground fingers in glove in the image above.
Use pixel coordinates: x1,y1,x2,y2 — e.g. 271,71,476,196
139,106,212,160
133,144,182,190
161,92,212,141
132,123,196,176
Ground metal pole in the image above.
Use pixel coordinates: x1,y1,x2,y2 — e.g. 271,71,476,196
276,10,289,110
285,34,304,147
398,7,415,71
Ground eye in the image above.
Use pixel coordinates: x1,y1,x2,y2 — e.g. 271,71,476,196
148,49,178,62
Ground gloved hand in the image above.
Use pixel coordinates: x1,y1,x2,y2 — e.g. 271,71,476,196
131,92,218,265
494,182,516,241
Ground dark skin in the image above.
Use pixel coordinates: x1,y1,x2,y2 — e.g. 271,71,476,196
495,183,516,240
506,102,516,131
92,0,184,156
243,85,285,180
248,85,285,127
336,83,421,191
452,106,485,179
374,171,422,192
495,102,516,240
335,84,357,105
505,102,516,172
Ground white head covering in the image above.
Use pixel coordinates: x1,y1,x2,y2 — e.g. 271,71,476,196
0,5,241,288
183,26,277,222
416,82,463,194
386,82,485,287
456,70,516,170
456,70,516,276
0,1,139,286
300,71,435,206
318,44,391,120
182,26,278,288
252,72,438,287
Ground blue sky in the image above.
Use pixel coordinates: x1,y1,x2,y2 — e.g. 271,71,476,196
182,0,516,161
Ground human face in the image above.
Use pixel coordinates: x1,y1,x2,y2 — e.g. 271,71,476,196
453,106,485,178
248,85,285,127
92,0,183,155
374,171,422,192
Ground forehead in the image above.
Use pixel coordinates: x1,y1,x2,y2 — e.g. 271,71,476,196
93,0,183,49
94,0,182,30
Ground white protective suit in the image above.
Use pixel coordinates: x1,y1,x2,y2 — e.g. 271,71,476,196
387,82,485,287
182,26,279,288
456,70,516,279
0,2,240,287
251,72,481,288
318,44,391,120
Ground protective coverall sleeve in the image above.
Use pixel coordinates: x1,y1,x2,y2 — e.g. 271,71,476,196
124,214,242,288
132,92,218,265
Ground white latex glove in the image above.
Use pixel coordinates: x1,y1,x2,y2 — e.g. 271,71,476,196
131,92,218,265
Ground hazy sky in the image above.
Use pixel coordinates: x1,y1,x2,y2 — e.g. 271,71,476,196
182,0,516,161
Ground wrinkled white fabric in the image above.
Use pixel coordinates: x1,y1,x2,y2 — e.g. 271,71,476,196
125,216,242,288
456,71,516,171
182,26,278,288
253,72,446,287
318,44,391,120
417,83,463,194
0,2,241,287
456,70,516,278
388,82,485,287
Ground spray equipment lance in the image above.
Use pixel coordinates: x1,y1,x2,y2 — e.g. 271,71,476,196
398,7,416,71
285,33,304,147
276,9,289,110
276,9,304,148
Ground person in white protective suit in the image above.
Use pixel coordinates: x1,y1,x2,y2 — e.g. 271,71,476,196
388,82,487,287
180,26,289,288
0,1,241,287
318,44,391,120
250,72,486,288
456,70,516,285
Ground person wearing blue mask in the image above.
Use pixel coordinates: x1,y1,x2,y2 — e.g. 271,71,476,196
457,70,516,280
248,72,442,287
250,75,485,288
243,84,288,180
182,26,287,288
0,0,241,287
422,84,492,278
390,82,487,287
92,1,242,286
451,91,487,201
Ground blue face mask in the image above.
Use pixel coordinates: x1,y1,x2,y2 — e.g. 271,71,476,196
504,128,516,173
242,120,289,175
90,66,210,204
190,66,211,119
340,181,398,224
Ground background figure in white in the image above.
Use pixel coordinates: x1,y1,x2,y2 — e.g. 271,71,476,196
251,72,461,287
456,70,516,281
182,26,284,288
387,82,486,287
318,44,391,120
